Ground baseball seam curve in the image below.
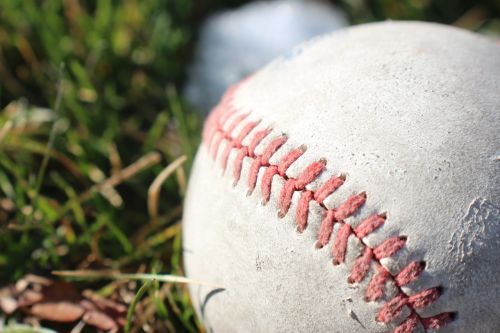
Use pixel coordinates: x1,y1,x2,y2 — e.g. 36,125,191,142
202,83,456,333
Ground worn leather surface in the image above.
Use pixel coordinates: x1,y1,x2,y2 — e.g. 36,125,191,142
183,22,500,333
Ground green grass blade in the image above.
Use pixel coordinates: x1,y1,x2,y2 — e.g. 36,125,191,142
124,279,153,333
52,270,222,288
29,63,65,223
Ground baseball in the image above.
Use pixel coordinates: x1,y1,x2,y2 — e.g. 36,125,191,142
183,21,500,333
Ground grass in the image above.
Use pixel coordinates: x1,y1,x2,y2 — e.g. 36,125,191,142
0,0,499,332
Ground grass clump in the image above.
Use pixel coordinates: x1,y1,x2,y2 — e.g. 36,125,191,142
0,0,207,331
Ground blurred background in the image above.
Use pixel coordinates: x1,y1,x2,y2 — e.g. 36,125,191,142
0,0,499,332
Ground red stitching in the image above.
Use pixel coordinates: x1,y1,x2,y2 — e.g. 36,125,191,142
395,312,453,333
377,293,408,323
332,223,352,265
220,142,234,171
422,313,454,329
374,236,407,260
203,84,454,332
317,210,335,247
210,134,224,160
395,313,420,333
354,214,386,239
278,147,305,176
247,136,287,194
296,190,313,232
248,129,271,157
232,147,248,184
395,261,426,287
261,166,278,203
225,112,249,136
365,264,391,301
348,247,373,284
408,287,441,309
235,120,260,146
278,159,325,217
314,174,345,204
334,193,366,221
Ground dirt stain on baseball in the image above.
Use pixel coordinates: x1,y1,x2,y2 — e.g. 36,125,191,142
447,198,500,294
448,198,500,263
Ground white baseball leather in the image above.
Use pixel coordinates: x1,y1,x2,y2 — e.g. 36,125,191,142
183,21,500,333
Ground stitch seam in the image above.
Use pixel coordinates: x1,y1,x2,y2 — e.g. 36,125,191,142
202,84,455,333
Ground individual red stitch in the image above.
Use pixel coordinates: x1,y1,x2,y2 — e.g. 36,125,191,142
365,265,391,301
314,175,345,204
261,136,288,164
394,313,419,333
376,293,408,323
294,160,326,189
278,179,297,217
248,129,271,157
334,193,366,220
211,133,224,160
374,236,406,259
317,210,336,247
296,191,313,232
332,223,352,265
395,261,425,287
220,141,234,171
422,313,454,329
277,147,305,176
206,125,221,151
202,116,214,142
248,157,263,194
203,105,222,143
232,147,248,184
408,287,441,309
223,112,249,137
261,166,279,203
207,82,243,142
348,247,373,283
216,104,235,130
354,215,386,239
235,120,260,146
